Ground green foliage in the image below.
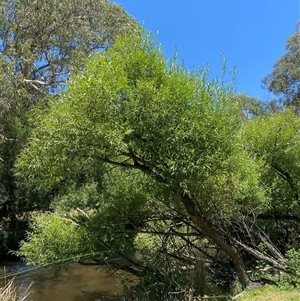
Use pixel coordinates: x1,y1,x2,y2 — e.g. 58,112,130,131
18,169,156,266
241,110,300,213
16,30,300,291
0,0,138,96
14,31,276,290
17,213,94,266
83,174,152,261
16,31,265,219
0,0,137,255
262,21,300,112
286,249,300,274
51,182,102,212
277,249,300,289
239,110,300,261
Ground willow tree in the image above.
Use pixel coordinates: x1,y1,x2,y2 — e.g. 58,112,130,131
0,0,137,254
241,110,300,253
16,31,285,290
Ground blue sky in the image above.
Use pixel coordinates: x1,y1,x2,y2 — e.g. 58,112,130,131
114,0,299,101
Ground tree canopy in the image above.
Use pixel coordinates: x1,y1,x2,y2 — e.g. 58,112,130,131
16,32,300,292
262,22,300,112
0,0,137,97
0,0,137,255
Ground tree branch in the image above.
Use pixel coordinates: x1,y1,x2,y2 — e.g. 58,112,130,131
270,162,299,203
231,238,288,272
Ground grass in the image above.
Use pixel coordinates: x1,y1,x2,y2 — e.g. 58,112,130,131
235,285,300,301
0,277,32,301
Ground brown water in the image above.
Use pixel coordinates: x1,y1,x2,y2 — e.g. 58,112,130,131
0,262,139,301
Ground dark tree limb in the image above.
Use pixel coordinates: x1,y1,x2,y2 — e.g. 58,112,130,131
271,162,299,203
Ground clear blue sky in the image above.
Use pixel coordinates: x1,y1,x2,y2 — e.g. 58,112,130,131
114,0,299,101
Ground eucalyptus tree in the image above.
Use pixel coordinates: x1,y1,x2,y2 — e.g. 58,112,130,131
0,0,136,97
17,32,296,290
262,22,300,112
0,0,137,254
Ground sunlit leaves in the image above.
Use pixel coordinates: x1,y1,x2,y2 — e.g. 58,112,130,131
262,22,300,112
18,213,93,266
241,110,300,213
16,32,266,225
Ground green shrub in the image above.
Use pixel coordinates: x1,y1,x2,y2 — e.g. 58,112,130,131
17,213,94,266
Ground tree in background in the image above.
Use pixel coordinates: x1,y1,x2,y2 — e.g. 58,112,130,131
0,0,137,98
0,0,137,255
262,22,300,112
241,110,300,254
17,31,300,292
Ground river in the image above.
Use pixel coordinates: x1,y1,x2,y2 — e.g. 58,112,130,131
0,261,139,301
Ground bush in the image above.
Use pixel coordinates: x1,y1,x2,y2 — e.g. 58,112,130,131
278,249,300,289
17,213,95,266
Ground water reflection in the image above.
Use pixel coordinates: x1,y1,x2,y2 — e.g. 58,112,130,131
0,262,138,301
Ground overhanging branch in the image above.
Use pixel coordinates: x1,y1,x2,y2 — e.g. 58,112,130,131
69,150,167,183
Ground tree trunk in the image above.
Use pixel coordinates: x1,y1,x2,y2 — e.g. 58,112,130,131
181,194,254,289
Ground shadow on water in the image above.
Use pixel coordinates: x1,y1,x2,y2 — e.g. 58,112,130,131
0,261,139,301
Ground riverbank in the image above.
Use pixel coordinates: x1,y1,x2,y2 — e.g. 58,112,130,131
234,285,300,301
